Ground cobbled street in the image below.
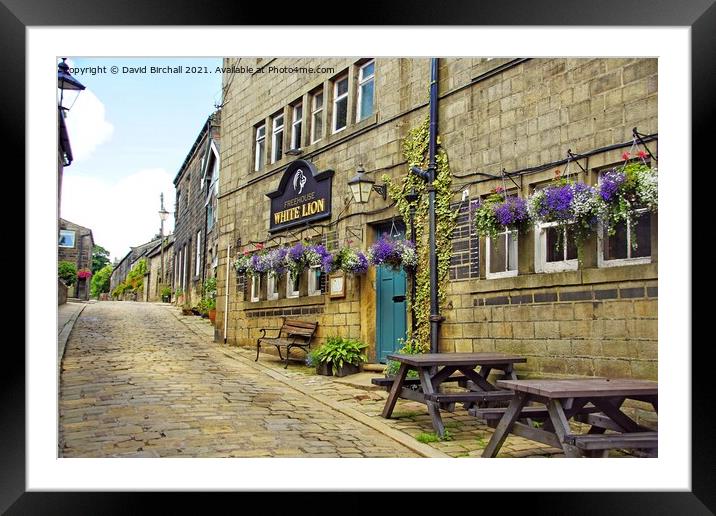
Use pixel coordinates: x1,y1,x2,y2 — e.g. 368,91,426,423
59,302,418,458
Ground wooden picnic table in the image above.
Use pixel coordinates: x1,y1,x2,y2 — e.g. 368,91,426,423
481,378,658,458
377,352,527,438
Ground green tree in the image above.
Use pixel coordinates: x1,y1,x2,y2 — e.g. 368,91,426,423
90,264,113,297
58,261,77,286
91,245,111,274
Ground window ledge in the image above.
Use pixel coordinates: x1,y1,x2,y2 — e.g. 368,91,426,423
246,297,324,310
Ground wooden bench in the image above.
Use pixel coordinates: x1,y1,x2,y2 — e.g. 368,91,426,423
255,318,318,369
371,375,468,389
564,432,658,457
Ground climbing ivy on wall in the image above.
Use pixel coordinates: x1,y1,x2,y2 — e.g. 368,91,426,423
383,116,458,349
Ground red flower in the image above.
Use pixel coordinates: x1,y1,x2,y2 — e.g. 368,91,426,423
243,250,250,256
255,243,264,250
622,151,631,161
637,150,648,159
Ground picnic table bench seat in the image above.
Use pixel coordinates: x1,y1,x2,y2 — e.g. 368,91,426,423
371,375,468,389
563,431,658,451
256,318,318,369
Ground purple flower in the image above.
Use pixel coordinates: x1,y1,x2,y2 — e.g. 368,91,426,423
493,196,529,227
540,184,574,221
352,252,369,274
288,242,305,262
322,253,334,273
599,169,625,202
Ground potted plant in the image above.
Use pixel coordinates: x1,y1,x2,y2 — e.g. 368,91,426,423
306,349,332,376
314,336,368,377
202,277,218,323
385,337,425,382
160,286,172,303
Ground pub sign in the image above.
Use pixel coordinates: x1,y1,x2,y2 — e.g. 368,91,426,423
267,159,334,233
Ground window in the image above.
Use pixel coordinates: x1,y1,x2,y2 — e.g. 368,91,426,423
267,273,279,301
535,222,578,273
310,90,323,144
175,191,181,221
195,231,202,276
255,124,266,171
487,230,518,279
59,230,75,248
597,170,652,267
291,103,302,150
271,114,284,163
250,275,260,302
357,60,375,121
182,246,187,290
332,75,348,133
286,273,300,299
308,265,322,296
598,210,652,266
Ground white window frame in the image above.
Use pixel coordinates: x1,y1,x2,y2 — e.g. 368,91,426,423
486,229,519,279
255,124,266,171
59,229,76,248
250,275,260,302
286,273,300,299
307,265,322,296
356,60,375,122
597,209,652,268
195,231,202,276
291,103,302,150
310,90,323,144
182,246,187,290
332,74,349,134
534,222,578,273
267,273,279,301
271,114,284,164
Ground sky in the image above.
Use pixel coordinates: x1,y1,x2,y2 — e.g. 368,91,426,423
60,57,223,262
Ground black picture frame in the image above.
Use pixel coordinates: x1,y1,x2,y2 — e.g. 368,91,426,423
8,0,708,512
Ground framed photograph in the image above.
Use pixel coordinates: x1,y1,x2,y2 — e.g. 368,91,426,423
328,270,346,298
15,1,708,510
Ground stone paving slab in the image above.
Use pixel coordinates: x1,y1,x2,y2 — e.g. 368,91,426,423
59,302,421,458
163,306,637,459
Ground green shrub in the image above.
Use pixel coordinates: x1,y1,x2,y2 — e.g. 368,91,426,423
58,261,77,286
314,336,368,370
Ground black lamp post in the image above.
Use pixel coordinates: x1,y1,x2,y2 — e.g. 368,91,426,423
409,58,442,354
57,58,85,117
405,187,419,334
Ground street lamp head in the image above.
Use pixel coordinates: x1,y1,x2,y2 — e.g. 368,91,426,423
158,208,170,223
57,58,85,115
347,163,375,204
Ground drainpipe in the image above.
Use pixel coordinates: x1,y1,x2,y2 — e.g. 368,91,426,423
427,58,441,354
223,243,231,344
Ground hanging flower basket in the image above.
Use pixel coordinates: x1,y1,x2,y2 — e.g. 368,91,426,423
367,236,417,271
325,246,369,275
471,190,530,238
528,178,608,263
599,157,658,249
77,268,92,280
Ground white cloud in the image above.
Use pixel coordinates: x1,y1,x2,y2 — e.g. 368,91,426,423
61,168,176,262
63,88,114,163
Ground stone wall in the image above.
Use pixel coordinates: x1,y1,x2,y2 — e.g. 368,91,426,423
215,57,658,378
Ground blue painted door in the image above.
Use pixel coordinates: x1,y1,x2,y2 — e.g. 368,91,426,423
376,265,408,363
375,221,408,363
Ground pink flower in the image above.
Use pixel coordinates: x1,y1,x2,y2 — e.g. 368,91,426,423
637,150,648,159
255,243,264,250
554,169,561,177
622,151,631,161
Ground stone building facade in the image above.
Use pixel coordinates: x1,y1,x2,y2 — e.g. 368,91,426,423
172,111,222,308
109,236,162,299
214,57,658,381
145,236,174,302
58,218,94,300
